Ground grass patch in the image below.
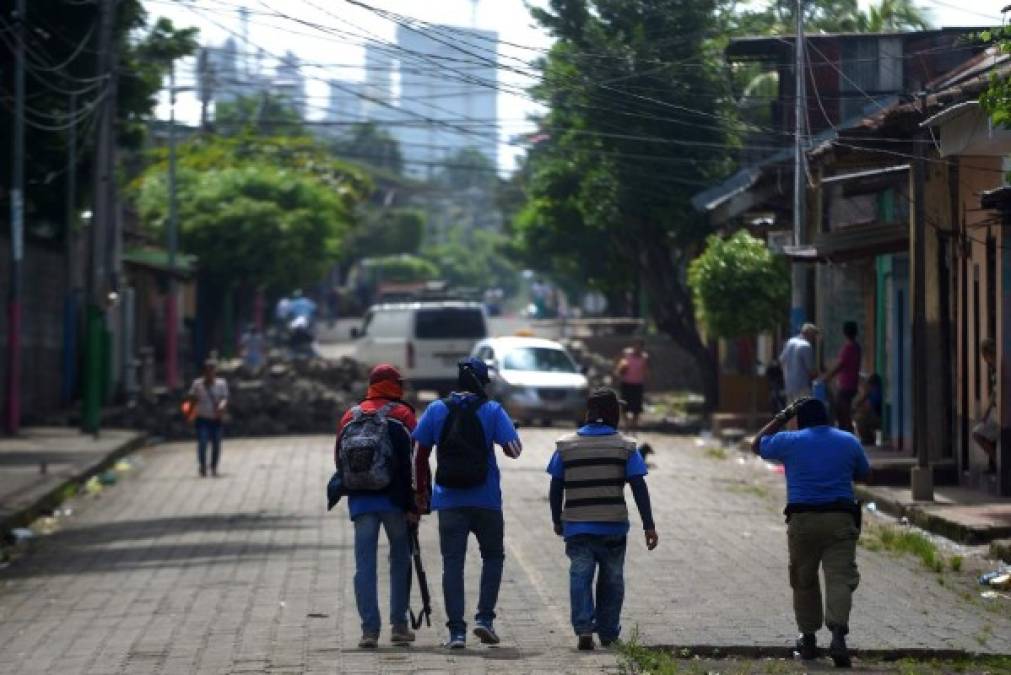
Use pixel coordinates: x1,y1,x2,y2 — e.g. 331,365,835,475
727,483,770,499
949,555,963,572
868,525,945,573
703,446,727,461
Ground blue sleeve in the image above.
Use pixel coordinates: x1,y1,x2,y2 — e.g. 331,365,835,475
412,401,444,447
492,404,520,446
853,442,871,479
626,450,648,478
547,451,564,479
759,433,791,461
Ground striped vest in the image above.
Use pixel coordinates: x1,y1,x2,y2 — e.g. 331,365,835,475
557,433,636,523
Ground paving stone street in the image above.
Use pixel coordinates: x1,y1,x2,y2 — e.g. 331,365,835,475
1,429,1010,674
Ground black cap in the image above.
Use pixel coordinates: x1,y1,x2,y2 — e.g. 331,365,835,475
586,387,623,428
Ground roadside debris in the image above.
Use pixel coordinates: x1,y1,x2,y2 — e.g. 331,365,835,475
103,354,367,439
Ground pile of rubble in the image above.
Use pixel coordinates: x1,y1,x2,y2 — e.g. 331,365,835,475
560,339,615,390
107,354,368,440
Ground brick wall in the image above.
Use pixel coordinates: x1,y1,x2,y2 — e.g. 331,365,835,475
0,237,72,422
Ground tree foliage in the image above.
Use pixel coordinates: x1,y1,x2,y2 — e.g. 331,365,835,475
518,0,734,408
133,134,369,294
214,93,304,137
0,1,197,240
344,208,425,260
981,27,1011,128
688,230,790,339
331,122,404,175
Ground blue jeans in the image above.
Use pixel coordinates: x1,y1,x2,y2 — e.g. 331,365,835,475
195,418,222,470
353,511,411,634
565,534,627,641
438,508,504,633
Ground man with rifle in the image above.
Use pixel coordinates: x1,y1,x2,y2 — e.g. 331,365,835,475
335,364,419,649
413,358,523,649
752,397,870,669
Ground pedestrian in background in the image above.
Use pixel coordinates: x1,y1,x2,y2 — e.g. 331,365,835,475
413,357,523,649
780,324,820,403
751,398,870,668
614,338,649,434
820,322,861,433
547,388,658,651
187,359,229,477
336,364,418,649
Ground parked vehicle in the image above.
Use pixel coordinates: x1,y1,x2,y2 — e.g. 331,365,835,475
351,302,488,393
471,336,589,426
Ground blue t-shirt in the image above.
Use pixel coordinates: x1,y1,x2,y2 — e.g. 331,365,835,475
546,423,648,539
413,393,520,511
348,493,399,520
759,426,870,505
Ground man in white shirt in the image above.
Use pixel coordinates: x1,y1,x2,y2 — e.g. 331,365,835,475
780,324,820,403
187,359,230,477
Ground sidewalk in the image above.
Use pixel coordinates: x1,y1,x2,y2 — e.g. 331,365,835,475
855,482,1011,552
0,427,146,535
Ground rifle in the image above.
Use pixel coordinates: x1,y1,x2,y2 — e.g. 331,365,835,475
408,524,432,629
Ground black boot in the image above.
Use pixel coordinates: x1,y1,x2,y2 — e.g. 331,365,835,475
829,627,851,668
795,633,818,660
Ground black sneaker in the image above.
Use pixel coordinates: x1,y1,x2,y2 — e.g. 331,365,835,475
795,633,818,660
577,634,594,650
199,466,207,478
829,630,851,668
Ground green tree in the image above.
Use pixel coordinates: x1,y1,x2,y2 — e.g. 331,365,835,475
854,0,932,32
214,93,304,137
365,255,440,284
519,0,734,409
0,1,197,240
436,147,497,191
344,208,426,260
423,226,519,296
687,230,790,339
133,134,369,296
332,122,404,175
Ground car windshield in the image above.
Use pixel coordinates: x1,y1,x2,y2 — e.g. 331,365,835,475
414,308,486,339
502,347,578,373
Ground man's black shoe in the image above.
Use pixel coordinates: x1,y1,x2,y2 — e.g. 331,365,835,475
829,631,851,668
577,634,594,651
795,633,818,660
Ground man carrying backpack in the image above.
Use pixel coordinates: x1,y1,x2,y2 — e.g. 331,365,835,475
413,357,523,649
336,364,418,649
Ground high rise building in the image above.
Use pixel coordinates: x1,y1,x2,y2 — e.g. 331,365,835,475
392,24,498,180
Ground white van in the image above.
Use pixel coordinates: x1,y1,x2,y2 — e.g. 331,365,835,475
351,302,488,392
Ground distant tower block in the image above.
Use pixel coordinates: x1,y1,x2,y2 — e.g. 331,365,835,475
470,0,479,27
239,7,250,76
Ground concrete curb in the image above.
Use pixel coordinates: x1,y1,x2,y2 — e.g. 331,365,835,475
0,432,148,536
654,644,1011,661
855,484,1011,545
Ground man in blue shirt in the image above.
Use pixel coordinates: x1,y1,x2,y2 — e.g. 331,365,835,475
413,358,522,649
752,397,870,669
547,388,658,651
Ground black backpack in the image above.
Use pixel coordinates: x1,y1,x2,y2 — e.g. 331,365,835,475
435,396,489,488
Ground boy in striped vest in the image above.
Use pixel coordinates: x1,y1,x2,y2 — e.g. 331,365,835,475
547,388,658,650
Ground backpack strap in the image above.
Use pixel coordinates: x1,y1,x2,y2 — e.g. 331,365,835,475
377,401,398,419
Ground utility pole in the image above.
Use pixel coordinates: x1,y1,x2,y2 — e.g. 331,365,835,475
165,62,180,391
910,97,934,501
62,92,79,405
791,0,807,334
85,0,116,434
5,0,26,435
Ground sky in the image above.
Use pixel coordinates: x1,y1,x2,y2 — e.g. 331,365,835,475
146,0,1007,173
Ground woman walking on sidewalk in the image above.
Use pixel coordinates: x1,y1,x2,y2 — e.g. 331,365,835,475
187,359,229,477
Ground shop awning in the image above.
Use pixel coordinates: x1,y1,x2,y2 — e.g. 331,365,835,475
782,223,908,263
122,248,197,278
